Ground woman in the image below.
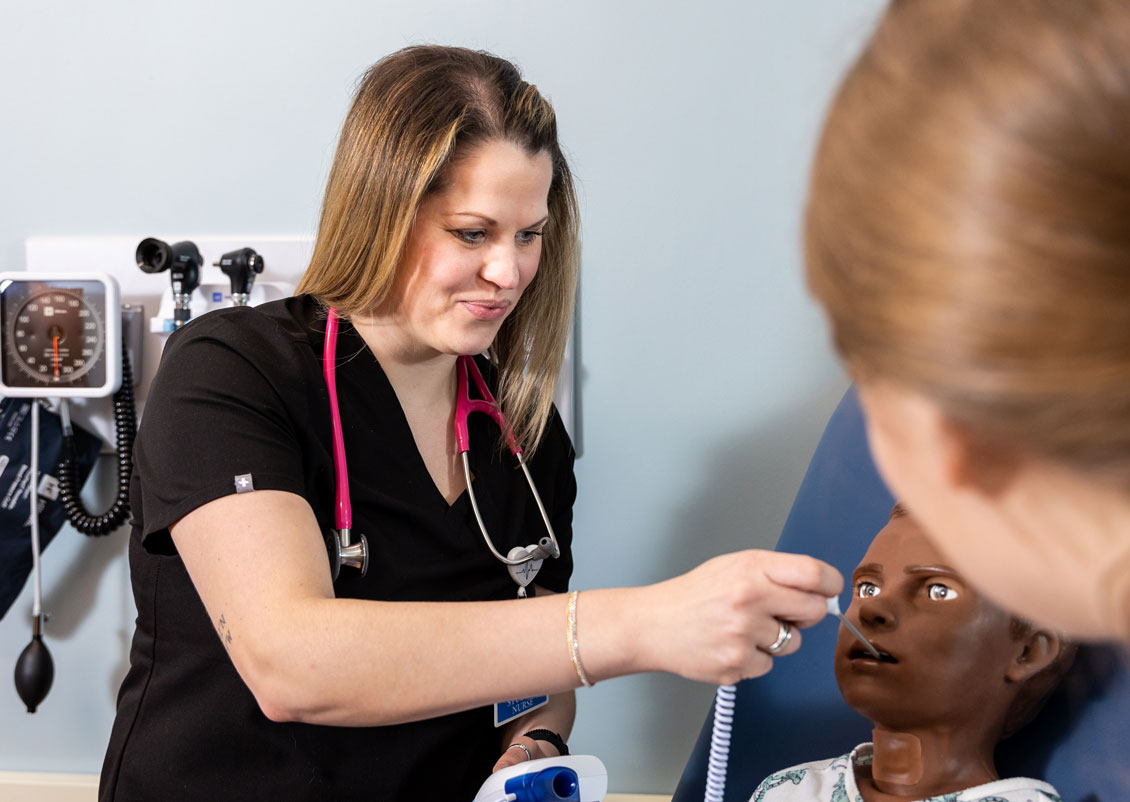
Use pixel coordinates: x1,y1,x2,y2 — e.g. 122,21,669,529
100,46,840,800
805,0,1130,643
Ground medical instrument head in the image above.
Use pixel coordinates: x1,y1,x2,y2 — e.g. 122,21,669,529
136,237,203,327
298,45,580,455
834,504,1073,741
214,247,264,302
136,238,202,289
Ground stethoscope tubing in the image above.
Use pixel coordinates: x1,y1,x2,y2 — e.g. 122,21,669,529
461,450,559,564
322,307,559,573
455,354,560,564
323,309,352,534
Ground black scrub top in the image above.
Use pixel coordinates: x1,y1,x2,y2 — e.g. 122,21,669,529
99,294,576,802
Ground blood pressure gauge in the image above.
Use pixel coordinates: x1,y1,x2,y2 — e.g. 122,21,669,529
0,272,121,398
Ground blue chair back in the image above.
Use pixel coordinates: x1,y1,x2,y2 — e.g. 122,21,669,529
672,389,1130,802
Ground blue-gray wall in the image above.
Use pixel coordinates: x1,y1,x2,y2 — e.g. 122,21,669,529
0,1,883,793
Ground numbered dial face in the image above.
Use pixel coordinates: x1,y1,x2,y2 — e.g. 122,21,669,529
2,284,107,389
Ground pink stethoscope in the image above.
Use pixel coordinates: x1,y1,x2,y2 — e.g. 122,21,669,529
322,308,560,596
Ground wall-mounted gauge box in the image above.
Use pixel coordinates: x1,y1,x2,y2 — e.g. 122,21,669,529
0,272,121,398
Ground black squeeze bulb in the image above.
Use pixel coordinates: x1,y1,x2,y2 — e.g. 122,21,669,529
14,618,54,713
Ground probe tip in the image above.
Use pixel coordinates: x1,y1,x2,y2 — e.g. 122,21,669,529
826,595,841,616
827,595,882,659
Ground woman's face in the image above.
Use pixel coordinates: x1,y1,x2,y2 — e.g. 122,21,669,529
391,139,553,358
855,379,1119,640
834,514,1019,732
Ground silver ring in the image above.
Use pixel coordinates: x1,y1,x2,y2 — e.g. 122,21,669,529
763,620,794,655
507,742,533,761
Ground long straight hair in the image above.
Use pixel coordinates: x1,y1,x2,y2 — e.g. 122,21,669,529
298,46,580,453
806,0,1130,480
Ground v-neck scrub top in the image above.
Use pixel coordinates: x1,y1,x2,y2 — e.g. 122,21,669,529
100,294,576,802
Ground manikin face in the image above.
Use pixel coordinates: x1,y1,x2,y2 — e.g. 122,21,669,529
389,139,554,359
834,514,1021,733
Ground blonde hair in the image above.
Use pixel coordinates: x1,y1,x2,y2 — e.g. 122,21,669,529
806,1,1130,480
297,46,580,453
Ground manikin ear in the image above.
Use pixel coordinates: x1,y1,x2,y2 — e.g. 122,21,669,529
1005,627,1061,684
936,415,1023,498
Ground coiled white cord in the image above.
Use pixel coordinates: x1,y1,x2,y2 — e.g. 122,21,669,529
702,599,869,802
704,683,737,802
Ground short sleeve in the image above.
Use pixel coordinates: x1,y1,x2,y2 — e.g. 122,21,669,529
133,308,312,552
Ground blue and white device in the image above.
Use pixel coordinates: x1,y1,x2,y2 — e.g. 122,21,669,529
472,755,608,802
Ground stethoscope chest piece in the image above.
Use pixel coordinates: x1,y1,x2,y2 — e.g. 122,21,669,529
507,545,543,597
325,528,369,582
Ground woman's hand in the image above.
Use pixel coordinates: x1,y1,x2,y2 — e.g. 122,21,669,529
492,733,559,772
588,550,842,686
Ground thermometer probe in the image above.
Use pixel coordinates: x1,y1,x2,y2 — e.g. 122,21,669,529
826,595,881,658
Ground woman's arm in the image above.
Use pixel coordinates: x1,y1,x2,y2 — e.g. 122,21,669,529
492,691,576,770
492,586,577,771
172,488,841,727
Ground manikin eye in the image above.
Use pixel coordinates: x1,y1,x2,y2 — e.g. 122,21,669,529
856,581,881,599
927,583,958,601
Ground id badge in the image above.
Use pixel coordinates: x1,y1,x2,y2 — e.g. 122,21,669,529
493,695,548,727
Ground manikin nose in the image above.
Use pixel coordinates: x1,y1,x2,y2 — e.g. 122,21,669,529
857,598,898,630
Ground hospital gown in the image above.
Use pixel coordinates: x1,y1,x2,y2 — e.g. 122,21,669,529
749,743,1062,802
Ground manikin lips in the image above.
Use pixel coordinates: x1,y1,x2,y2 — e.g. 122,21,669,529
850,643,898,663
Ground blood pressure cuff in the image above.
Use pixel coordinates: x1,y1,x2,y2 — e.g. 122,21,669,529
0,398,102,619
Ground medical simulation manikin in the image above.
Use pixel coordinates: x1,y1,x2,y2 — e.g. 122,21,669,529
749,505,1072,802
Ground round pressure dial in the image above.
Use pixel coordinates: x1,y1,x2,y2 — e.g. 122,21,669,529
6,288,104,385
0,273,120,398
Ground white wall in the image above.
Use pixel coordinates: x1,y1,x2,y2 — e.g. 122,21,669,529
0,0,883,793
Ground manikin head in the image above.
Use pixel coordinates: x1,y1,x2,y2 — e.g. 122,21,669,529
834,505,1073,746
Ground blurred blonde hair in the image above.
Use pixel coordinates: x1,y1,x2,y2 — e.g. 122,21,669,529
298,45,580,452
806,0,1130,481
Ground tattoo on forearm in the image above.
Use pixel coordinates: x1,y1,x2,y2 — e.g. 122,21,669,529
216,613,234,650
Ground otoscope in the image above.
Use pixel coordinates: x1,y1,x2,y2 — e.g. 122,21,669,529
214,247,265,306
135,238,202,327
